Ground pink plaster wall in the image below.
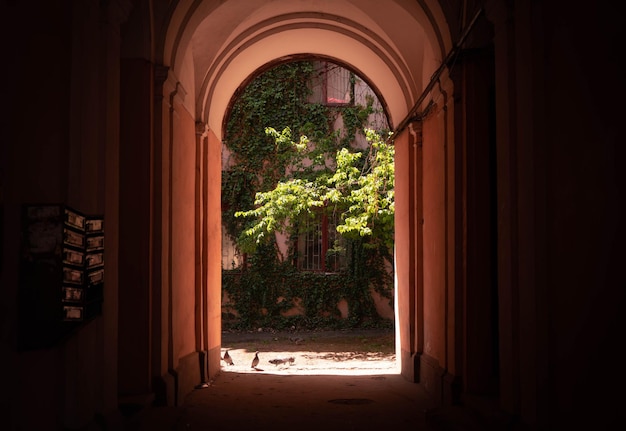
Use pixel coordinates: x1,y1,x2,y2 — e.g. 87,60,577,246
206,130,224,377
171,97,197,365
371,288,395,320
393,131,414,360
422,106,447,364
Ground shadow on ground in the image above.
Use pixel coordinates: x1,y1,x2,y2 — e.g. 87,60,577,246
125,371,441,431
123,329,494,431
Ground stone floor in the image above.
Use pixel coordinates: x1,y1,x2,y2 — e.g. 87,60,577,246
124,369,446,431
122,329,509,431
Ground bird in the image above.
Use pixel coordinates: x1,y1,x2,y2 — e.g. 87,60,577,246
269,356,295,366
269,358,283,366
251,351,260,369
222,350,234,366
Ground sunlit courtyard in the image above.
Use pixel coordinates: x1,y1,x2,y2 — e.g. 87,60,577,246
219,328,399,376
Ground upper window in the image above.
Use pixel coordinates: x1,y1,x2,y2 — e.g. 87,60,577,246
309,61,354,106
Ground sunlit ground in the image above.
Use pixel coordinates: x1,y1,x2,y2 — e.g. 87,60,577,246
220,348,399,375
220,329,400,376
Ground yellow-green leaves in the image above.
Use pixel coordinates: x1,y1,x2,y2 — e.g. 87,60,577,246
236,128,394,250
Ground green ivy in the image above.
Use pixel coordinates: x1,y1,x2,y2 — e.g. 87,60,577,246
222,60,394,330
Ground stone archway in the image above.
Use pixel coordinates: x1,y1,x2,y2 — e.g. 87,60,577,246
135,0,463,406
7,1,623,429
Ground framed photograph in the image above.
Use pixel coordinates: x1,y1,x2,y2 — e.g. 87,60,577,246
63,267,83,285
63,228,84,248
87,268,104,285
63,305,83,321
65,208,85,230
85,218,104,234
62,286,83,302
86,252,104,268
63,248,84,266
86,236,104,252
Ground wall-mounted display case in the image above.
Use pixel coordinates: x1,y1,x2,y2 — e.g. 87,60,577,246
18,204,104,350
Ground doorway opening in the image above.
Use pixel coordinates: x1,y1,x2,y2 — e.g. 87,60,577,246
219,59,397,376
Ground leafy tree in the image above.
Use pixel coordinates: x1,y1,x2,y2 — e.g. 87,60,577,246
235,127,394,254
221,60,394,329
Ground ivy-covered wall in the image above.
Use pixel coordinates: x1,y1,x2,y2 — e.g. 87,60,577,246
221,60,394,330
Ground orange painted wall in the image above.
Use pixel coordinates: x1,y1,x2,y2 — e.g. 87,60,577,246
206,129,224,377
393,130,414,361
171,96,197,365
422,105,447,365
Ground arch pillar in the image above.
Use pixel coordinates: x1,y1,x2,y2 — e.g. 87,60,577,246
147,66,203,406
193,120,222,384
483,1,526,421
448,40,500,414
194,121,210,385
395,120,423,384
118,48,158,412
203,125,223,380
395,70,460,407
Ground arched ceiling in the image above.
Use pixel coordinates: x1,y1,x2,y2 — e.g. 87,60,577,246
163,0,452,138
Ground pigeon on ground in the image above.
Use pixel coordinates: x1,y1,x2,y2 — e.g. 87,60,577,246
251,351,260,369
269,357,295,366
223,350,234,365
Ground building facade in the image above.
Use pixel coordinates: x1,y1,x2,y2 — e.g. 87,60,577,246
1,1,623,430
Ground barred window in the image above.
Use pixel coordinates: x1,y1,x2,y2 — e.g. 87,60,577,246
296,213,346,272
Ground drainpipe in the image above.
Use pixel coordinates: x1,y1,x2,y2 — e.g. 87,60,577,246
391,7,483,137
